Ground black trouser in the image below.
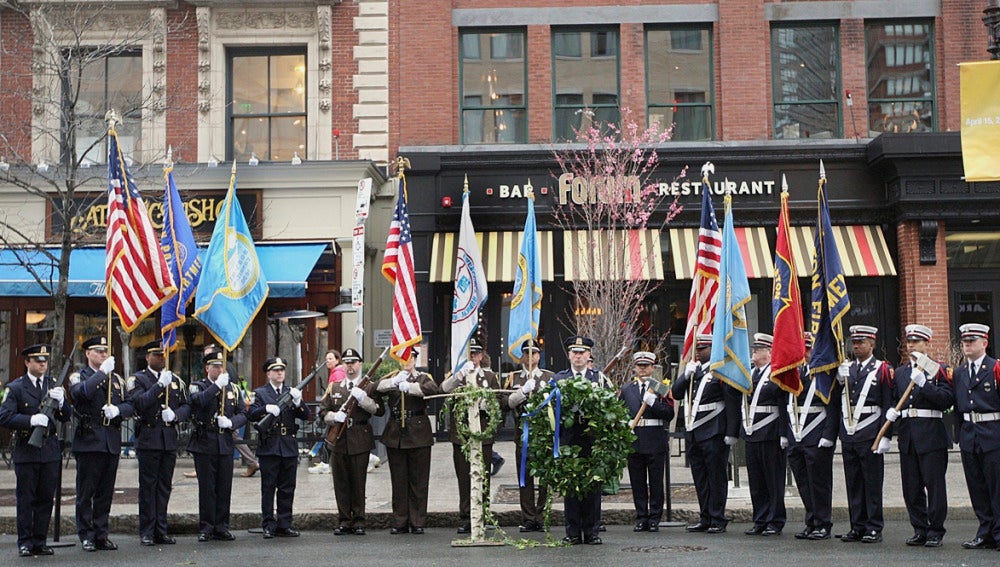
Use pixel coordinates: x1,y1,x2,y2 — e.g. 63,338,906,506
453,442,492,522
688,435,730,527
900,448,948,538
842,441,884,533
627,451,666,524
193,452,234,535
961,447,1000,542
514,440,548,526
259,454,298,531
15,460,60,549
386,446,431,529
746,440,786,530
75,451,120,542
787,443,834,531
136,449,177,539
331,451,369,527
564,484,602,540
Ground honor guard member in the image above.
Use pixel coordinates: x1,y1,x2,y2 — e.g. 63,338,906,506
320,348,383,535
953,323,1000,550
0,344,71,557
553,335,610,545
620,351,675,533
69,336,135,552
882,324,954,547
377,349,441,534
441,336,502,534
187,350,247,542
672,333,742,534
506,338,554,532
831,325,893,544
742,333,788,536
785,332,838,541
127,340,191,546
249,357,311,538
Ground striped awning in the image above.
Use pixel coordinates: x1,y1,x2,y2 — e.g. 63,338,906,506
671,227,774,279
789,225,896,277
429,231,555,283
563,229,664,281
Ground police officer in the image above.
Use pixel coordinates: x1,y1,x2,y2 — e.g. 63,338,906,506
127,340,191,546
377,348,440,534
249,357,311,538
69,336,135,552
831,325,893,544
505,338,553,532
0,344,71,557
671,333,741,534
441,337,501,534
953,323,1000,550
620,351,674,533
187,350,247,542
320,348,382,535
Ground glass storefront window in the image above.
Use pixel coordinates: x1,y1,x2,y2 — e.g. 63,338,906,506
460,29,527,143
771,23,841,139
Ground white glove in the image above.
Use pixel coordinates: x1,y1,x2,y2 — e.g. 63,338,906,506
818,438,835,449
685,361,699,375
216,415,233,429
521,378,537,395
910,351,924,362
215,372,230,389
398,381,410,394
393,371,409,386
875,437,891,454
780,436,789,449
642,391,658,407
102,404,120,420
265,404,281,417
460,361,476,378
885,407,901,422
100,356,116,375
350,387,367,403
911,369,927,388
161,407,175,423
48,387,65,407
837,361,851,384
289,387,302,406
30,413,49,427
724,436,738,446
324,411,337,425
332,410,347,423
158,369,172,388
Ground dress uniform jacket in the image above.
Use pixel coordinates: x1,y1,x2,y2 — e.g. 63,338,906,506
670,363,742,443
829,357,894,445
69,366,135,454
786,368,839,448
785,367,837,536
621,377,675,528
186,378,248,454
128,368,191,451
953,355,1000,543
891,362,954,455
506,367,555,528
379,370,440,449
249,384,311,458
443,368,501,445
742,364,788,532
319,379,382,456
620,378,675,453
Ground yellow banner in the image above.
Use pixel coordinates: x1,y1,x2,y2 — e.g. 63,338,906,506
960,61,1000,182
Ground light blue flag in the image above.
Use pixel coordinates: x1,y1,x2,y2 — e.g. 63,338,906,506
160,167,202,352
193,167,269,351
450,188,488,376
708,194,752,394
507,191,542,362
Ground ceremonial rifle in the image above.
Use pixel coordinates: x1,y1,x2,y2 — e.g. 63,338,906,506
254,361,326,433
28,341,78,448
324,346,390,445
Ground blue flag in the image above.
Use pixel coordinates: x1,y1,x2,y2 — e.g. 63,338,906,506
193,167,269,351
809,175,851,403
160,167,202,352
507,191,542,361
708,194,752,394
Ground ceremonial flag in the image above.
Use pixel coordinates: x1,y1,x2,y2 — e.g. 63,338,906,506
193,165,269,351
160,165,202,352
709,195,752,394
507,189,542,362
770,180,804,394
106,129,176,332
809,164,851,403
450,186,488,376
382,174,422,363
681,186,721,362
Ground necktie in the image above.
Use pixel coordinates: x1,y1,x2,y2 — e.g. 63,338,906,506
752,368,761,382
576,373,583,380
34,379,42,393
970,362,976,378
348,381,354,390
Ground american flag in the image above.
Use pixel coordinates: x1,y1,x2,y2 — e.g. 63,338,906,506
381,175,422,363
106,130,176,332
681,185,722,362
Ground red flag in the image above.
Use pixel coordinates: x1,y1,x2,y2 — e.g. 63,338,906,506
681,187,722,362
771,187,804,394
381,175,422,363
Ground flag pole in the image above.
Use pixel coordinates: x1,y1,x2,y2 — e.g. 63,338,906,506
396,156,408,429
104,110,123,421
162,146,174,406
780,176,802,436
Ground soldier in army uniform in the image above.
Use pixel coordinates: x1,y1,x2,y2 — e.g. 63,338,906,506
127,340,191,546
0,344,72,557
69,336,135,552
376,349,441,534
187,350,248,542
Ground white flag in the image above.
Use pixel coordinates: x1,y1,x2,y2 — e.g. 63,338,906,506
450,190,488,376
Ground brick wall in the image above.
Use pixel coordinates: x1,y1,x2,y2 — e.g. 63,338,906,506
0,10,34,161
166,3,199,162
897,221,953,361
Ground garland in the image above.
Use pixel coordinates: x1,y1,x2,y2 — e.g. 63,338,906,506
448,384,502,454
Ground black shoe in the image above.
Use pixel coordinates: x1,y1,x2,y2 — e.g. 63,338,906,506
686,522,710,533
154,536,176,545
197,533,211,543
808,528,831,540
390,527,409,535
262,529,274,539
648,524,660,533
519,524,534,533
334,526,351,536
81,539,97,552
33,546,54,556
762,527,782,536
562,535,582,545
584,536,603,545
19,546,33,557
906,534,927,546
707,525,727,534
924,536,942,548
840,530,862,542
95,539,118,551
599,524,606,532
275,528,300,538
457,524,471,534
794,528,812,540
411,527,425,535
861,530,883,544
634,522,648,532
140,537,155,547
353,527,366,536
962,536,995,549
491,457,505,476
745,525,766,536
213,531,236,541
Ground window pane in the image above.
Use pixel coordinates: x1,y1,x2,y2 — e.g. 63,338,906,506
649,105,712,141
271,116,306,160
460,30,526,143
233,116,268,161
553,29,619,110
490,33,523,59
553,32,582,58
74,58,107,117
233,56,268,114
646,29,712,106
868,100,932,133
670,29,703,51
462,34,481,60
461,108,526,143
107,55,143,114
772,26,838,103
773,103,839,139
865,21,934,135
270,54,306,114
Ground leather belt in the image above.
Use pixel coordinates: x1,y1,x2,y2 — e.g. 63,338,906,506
752,405,779,414
856,405,880,414
900,408,943,419
348,418,369,427
635,419,664,427
277,425,299,436
964,411,1000,423
694,402,723,412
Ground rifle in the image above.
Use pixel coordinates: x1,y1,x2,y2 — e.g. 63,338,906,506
324,346,391,446
254,361,327,434
28,341,78,448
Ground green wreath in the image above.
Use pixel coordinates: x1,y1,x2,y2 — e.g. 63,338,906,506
448,384,502,460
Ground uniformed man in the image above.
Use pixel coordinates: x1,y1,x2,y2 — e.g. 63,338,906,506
69,336,135,552
320,348,382,535
785,332,838,541
187,350,247,542
0,344,71,557
377,349,440,534
249,357,311,538
553,335,610,545
620,351,675,533
506,338,553,532
441,336,502,534
671,333,741,534
953,323,1000,550
127,340,191,546
831,325,893,544
742,333,788,536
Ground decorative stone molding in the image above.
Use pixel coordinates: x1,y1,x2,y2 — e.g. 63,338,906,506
918,220,938,265
316,4,332,114
196,6,212,114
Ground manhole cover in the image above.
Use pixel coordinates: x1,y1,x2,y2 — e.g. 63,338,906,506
621,545,707,553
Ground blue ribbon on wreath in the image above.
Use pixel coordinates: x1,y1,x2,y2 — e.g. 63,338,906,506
519,379,561,487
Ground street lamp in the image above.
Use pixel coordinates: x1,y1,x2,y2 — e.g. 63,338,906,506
986,0,1000,59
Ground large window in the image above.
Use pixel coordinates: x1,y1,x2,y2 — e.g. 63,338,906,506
866,21,935,135
771,23,841,139
459,29,527,144
228,48,306,162
65,50,143,164
646,26,714,141
553,28,620,140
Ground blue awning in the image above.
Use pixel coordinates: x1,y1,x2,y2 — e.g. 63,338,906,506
0,243,328,298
